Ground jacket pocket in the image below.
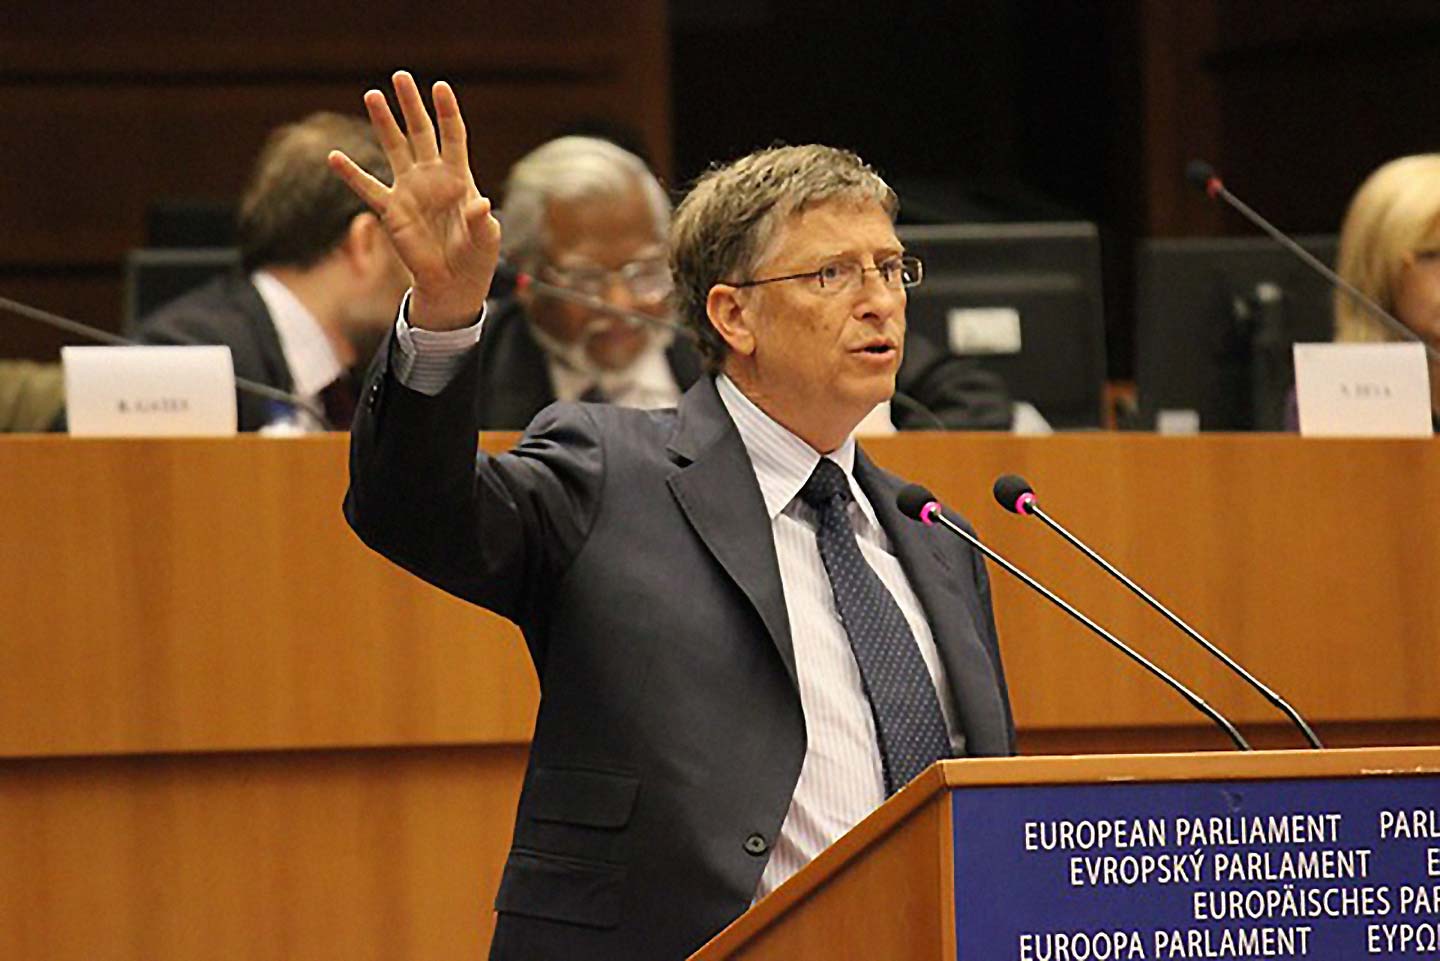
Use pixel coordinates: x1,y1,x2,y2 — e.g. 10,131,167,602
526,766,639,829
495,848,626,929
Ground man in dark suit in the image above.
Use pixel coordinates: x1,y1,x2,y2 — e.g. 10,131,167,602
478,135,1012,431
139,112,411,431
332,72,1015,961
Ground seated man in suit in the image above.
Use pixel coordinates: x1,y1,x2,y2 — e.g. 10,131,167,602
476,134,695,426
331,72,1014,961
139,112,411,431
481,135,1013,430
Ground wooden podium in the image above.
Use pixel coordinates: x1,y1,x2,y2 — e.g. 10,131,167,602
691,747,1440,960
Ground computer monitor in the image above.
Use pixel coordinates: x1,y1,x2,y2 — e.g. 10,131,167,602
1134,235,1338,431
897,222,1107,429
123,247,241,335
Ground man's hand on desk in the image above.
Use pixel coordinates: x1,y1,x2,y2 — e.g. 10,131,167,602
327,70,500,332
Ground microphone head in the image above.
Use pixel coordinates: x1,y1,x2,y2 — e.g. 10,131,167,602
896,484,941,524
1184,159,1215,189
489,260,524,298
992,474,1037,515
1184,159,1222,198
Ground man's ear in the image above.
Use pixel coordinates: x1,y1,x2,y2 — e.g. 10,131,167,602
706,284,756,357
340,212,385,273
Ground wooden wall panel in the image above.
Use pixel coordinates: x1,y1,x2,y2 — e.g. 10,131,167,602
1135,0,1224,238
0,745,527,961
0,267,121,358
2,432,1436,761
0,0,671,359
1135,0,1440,237
0,435,537,758
1,431,1436,961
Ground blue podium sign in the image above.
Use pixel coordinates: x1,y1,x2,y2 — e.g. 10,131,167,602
953,774,1440,959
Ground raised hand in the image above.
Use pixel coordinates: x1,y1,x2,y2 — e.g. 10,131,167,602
328,71,501,331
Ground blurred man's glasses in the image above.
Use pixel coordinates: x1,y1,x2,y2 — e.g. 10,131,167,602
542,258,674,304
732,255,923,296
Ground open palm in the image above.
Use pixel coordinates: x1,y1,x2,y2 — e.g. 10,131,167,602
328,71,501,331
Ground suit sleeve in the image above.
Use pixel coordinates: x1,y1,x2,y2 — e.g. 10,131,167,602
343,332,604,630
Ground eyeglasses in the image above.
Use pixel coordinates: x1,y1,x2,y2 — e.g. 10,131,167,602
541,258,674,304
731,254,923,295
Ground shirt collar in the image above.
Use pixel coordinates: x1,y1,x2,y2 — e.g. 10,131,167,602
714,374,879,532
251,270,344,398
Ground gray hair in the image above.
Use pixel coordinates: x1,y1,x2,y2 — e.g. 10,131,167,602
499,136,671,267
670,144,899,372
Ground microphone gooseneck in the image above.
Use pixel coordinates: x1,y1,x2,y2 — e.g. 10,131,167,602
992,474,1323,749
0,293,332,428
896,484,1252,751
1184,158,1439,363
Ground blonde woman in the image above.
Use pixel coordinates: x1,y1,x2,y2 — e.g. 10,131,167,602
1333,154,1440,417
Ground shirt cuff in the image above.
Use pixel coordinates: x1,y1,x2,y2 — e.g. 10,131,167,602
391,291,486,396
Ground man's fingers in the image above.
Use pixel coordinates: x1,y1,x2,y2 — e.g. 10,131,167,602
363,89,413,174
328,150,390,213
392,70,440,163
433,80,471,175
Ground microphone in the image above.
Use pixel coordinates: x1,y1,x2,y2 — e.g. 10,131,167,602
896,484,1252,750
1185,159,1439,363
0,293,331,428
993,474,1323,749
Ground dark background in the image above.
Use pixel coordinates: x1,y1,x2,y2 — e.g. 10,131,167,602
5,0,1440,381
671,0,1440,377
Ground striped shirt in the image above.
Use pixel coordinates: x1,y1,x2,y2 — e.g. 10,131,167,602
393,311,962,900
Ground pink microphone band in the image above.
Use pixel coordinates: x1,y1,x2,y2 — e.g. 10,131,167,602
919,502,941,526
1015,492,1037,516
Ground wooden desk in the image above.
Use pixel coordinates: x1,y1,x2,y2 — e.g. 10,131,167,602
1,432,1436,959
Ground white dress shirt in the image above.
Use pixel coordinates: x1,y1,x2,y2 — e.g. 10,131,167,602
527,321,681,410
392,307,961,899
251,270,343,430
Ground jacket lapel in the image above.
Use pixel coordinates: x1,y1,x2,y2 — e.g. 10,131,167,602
854,449,1010,756
665,378,797,689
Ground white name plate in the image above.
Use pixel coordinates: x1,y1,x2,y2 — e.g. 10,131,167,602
62,345,238,437
1293,342,1433,438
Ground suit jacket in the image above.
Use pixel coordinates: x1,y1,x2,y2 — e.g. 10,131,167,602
474,295,1013,431
137,273,292,431
344,339,1015,960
